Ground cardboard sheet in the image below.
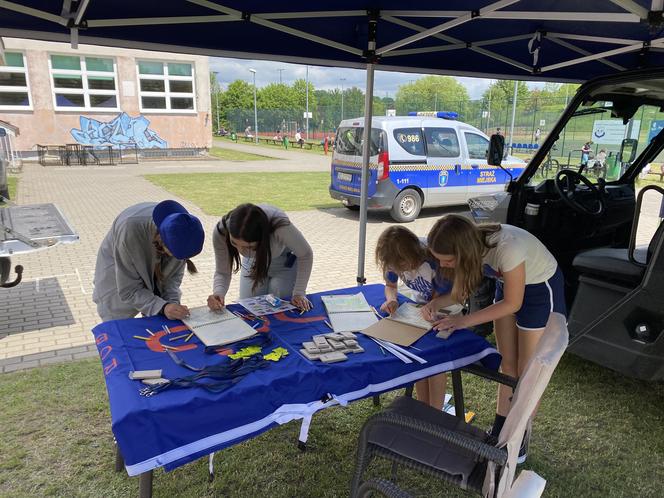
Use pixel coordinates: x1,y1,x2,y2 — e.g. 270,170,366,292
361,318,430,347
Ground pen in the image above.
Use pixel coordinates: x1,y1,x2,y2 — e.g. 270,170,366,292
370,306,383,319
379,346,386,356
324,320,333,330
168,334,189,341
252,323,260,329
133,335,150,341
145,328,154,336
184,332,194,342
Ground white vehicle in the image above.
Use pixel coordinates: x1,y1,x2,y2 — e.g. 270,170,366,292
329,111,526,222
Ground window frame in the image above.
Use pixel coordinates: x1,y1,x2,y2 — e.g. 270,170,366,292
0,51,32,111
464,132,490,160
136,59,197,114
393,127,426,156
424,127,461,158
48,53,120,112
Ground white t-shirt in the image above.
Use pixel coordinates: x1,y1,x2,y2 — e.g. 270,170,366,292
295,132,302,141
482,225,557,285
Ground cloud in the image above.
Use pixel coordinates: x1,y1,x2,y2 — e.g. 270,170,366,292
209,57,548,100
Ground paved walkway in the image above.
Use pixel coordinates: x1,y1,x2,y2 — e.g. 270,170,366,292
0,154,455,372
1,152,662,373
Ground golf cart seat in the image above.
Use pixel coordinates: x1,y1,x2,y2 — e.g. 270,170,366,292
572,221,663,286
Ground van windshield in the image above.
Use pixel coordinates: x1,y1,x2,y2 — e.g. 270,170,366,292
336,127,384,156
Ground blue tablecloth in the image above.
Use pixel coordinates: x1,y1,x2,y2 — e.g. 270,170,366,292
92,284,500,476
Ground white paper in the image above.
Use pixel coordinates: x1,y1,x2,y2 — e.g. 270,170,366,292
321,293,372,313
328,311,377,333
237,294,296,316
183,306,257,347
387,302,432,330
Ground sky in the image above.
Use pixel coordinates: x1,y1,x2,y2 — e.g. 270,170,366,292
209,57,546,100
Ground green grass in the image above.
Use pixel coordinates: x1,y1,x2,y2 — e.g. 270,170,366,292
1,176,18,207
0,355,662,497
144,172,337,215
209,146,276,162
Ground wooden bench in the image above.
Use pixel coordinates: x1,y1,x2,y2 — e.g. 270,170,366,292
647,163,664,181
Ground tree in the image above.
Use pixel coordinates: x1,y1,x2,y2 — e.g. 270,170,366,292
219,80,253,111
481,80,530,111
395,76,470,115
209,72,224,133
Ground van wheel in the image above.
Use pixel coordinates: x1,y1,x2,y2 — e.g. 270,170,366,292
390,189,422,222
344,204,360,211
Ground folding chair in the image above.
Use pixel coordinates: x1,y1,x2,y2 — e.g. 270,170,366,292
350,312,568,498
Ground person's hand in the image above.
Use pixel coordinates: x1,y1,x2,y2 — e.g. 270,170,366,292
207,294,225,312
164,303,190,320
432,313,468,334
420,302,437,322
291,294,312,311
380,299,398,315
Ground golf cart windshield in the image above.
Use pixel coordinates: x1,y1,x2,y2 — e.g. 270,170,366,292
524,73,664,187
528,100,664,186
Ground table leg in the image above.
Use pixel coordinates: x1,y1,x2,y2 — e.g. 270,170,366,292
138,470,153,498
114,439,124,472
404,384,414,397
451,370,465,422
372,395,380,406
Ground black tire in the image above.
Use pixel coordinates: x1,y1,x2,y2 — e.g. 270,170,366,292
390,189,422,223
344,204,360,211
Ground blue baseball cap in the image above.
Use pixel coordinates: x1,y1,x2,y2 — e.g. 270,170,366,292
152,200,204,259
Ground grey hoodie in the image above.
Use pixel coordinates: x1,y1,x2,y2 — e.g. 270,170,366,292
92,202,185,321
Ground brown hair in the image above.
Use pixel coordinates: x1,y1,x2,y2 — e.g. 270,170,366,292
152,231,197,285
375,226,429,277
220,204,289,291
427,214,500,303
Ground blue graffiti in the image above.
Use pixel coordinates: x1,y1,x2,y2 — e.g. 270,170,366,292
70,112,167,148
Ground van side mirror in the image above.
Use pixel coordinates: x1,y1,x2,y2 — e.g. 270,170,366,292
487,134,504,166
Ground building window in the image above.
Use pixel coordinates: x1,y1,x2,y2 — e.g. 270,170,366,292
49,54,119,111
137,60,196,112
0,52,32,110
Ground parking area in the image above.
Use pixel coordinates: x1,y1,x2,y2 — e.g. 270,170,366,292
0,150,460,372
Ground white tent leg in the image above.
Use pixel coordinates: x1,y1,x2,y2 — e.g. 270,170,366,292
357,62,375,286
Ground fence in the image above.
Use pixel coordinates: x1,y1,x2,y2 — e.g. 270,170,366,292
37,144,140,166
224,96,573,143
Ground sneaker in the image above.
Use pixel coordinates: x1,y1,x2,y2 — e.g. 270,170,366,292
517,435,528,465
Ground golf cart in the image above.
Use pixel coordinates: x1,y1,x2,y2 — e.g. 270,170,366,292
469,68,664,381
0,153,79,288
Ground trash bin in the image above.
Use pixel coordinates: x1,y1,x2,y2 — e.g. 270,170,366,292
230,132,237,142
605,154,621,180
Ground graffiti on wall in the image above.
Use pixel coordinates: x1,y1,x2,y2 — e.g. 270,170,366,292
70,112,168,149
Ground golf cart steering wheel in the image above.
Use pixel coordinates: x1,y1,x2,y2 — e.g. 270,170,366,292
554,169,605,217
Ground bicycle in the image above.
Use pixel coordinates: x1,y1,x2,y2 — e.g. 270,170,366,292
541,145,560,177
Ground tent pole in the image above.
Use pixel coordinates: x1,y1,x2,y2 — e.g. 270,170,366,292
508,80,518,155
357,62,375,286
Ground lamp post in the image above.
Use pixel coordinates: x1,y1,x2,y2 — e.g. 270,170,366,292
340,77,346,122
305,65,309,140
249,68,258,144
213,71,220,135
277,68,284,84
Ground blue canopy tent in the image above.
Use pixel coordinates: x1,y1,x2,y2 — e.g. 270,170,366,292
2,0,664,283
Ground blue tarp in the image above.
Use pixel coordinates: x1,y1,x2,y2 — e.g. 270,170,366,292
1,1,662,82
92,284,500,475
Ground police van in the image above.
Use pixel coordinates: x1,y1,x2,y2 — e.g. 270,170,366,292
329,112,526,222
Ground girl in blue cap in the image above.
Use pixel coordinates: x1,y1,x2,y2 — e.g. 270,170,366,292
209,203,313,311
93,200,205,321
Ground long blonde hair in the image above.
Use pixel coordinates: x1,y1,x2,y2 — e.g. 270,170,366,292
427,214,500,303
375,226,428,276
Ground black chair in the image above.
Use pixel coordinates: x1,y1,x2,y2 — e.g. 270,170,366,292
351,313,568,498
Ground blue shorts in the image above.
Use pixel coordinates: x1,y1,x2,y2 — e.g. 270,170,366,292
495,266,566,330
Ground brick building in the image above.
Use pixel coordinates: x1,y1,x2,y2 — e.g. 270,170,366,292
0,38,212,154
